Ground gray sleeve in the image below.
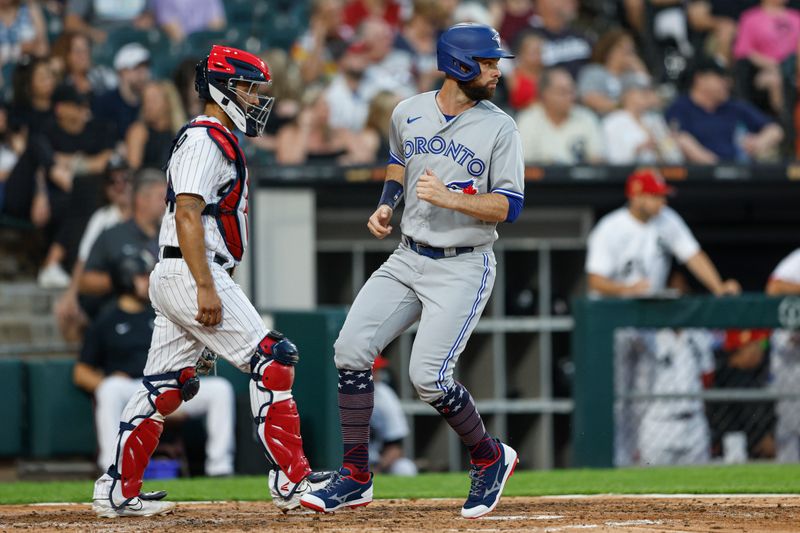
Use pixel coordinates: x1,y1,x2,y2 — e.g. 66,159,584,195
577,65,609,98
66,0,91,17
489,120,525,201
388,107,405,166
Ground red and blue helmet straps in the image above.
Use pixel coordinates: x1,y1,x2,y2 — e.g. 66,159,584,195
199,45,275,137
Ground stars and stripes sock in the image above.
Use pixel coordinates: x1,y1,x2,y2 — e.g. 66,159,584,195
429,382,500,464
338,368,374,475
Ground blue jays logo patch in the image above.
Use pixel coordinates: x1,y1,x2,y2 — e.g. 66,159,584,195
446,179,478,195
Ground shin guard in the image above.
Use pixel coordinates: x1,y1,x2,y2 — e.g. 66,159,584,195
105,368,197,507
250,349,311,484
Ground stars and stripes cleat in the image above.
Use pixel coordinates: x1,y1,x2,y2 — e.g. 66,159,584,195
299,466,373,513
461,440,518,519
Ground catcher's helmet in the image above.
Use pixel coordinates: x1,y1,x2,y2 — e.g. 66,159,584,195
195,45,274,137
437,23,514,82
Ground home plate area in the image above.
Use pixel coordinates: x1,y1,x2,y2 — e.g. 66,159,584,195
2,495,800,532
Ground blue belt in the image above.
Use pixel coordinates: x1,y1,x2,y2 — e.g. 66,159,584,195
404,236,473,259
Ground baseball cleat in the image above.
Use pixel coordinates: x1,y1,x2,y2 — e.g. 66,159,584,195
299,466,373,513
461,440,518,519
269,469,334,512
92,497,176,518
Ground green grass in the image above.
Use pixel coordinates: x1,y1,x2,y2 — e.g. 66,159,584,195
2,464,799,505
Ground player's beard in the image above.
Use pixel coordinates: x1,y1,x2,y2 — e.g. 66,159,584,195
458,78,496,102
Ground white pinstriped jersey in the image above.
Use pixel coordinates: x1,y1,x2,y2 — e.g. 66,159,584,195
159,115,247,268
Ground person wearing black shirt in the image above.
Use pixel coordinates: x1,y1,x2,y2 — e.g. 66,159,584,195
73,254,235,476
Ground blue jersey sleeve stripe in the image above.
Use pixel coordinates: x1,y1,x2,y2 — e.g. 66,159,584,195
503,194,523,223
492,188,524,200
388,151,405,167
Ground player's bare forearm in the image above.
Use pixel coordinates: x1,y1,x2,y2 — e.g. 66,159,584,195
73,362,104,394
175,195,214,289
386,163,405,186
686,251,740,295
416,169,507,222
444,191,508,222
587,273,649,297
766,278,800,295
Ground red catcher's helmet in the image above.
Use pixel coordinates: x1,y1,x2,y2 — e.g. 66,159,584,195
195,45,274,137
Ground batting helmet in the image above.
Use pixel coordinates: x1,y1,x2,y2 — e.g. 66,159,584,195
437,23,514,82
195,45,274,137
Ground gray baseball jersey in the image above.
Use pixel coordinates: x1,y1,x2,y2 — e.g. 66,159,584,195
388,91,524,248
334,91,525,402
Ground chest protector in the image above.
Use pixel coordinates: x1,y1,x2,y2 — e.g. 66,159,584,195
164,120,249,262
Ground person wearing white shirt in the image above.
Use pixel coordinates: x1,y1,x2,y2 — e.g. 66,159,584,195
517,67,604,165
585,168,741,297
602,73,684,165
766,248,800,462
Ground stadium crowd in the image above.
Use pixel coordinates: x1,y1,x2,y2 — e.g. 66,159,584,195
1,0,800,472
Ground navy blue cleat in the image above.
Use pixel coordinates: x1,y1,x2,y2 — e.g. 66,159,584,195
299,466,373,513
461,440,518,519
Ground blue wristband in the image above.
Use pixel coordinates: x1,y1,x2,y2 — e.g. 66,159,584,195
378,180,404,209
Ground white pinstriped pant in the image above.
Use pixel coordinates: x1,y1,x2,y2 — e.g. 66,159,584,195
108,258,266,470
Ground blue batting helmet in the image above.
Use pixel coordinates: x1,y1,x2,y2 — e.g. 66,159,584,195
437,23,514,82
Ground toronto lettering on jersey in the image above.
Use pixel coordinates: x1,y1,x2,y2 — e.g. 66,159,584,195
404,136,487,177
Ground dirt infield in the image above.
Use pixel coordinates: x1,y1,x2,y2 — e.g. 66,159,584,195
1,495,799,532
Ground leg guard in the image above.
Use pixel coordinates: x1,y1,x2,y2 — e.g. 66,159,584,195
250,332,311,484
104,368,198,507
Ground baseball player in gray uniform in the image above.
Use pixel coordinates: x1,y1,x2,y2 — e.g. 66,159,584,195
301,24,524,519
91,45,329,518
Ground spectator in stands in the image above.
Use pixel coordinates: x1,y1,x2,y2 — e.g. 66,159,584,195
125,80,185,171
245,49,304,159
498,0,537,46
292,0,353,84
687,0,753,66
517,67,604,164
393,0,443,93
50,31,115,100
343,90,401,164
507,30,543,111
0,102,24,208
35,84,114,288
343,0,403,32
359,17,415,99
93,43,151,144
8,57,55,135
765,249,800,462
577,28,647,116
54,156,132,343
602,72,684,164
666,57,784,163
585,168,741,298
275,87,353,165
148,0,225,43
529,0,592,79
0,0,48,88
172,57,203,119
324,41,373,131
78,169,165,311
733,0,800,116
369,356,417,476
63,0,151,44
73,252,235,476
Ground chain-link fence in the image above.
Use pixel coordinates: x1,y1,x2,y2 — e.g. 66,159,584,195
614,327,800,466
